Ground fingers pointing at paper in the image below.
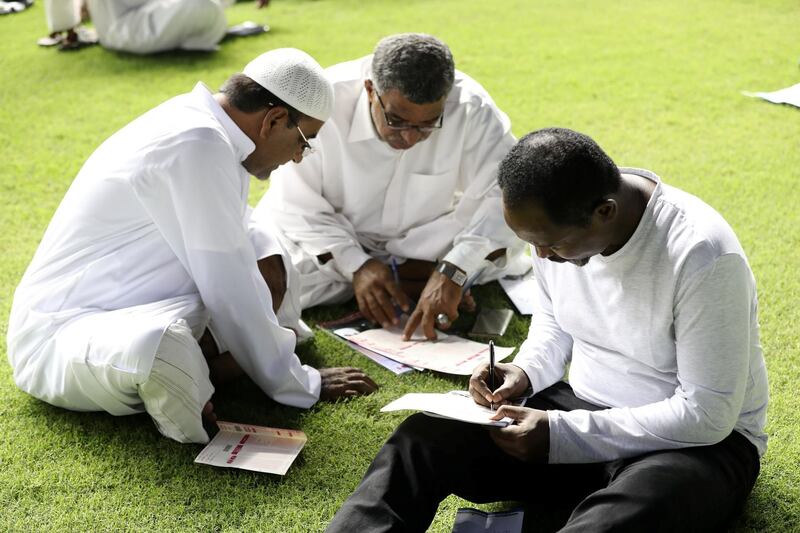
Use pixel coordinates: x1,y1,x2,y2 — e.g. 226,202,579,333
469,362,531,407
489,406,550,462
402,269,462,340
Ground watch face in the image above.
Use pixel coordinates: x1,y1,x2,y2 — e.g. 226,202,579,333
452,270,468,286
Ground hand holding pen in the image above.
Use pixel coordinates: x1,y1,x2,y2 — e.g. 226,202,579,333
352,258,411,328
468,354,532,409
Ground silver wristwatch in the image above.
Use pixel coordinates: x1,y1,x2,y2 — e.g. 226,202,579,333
436,262,468,287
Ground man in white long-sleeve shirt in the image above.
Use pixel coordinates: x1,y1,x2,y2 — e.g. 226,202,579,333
326,128,768,532
251,33,528,341
7,48,376,445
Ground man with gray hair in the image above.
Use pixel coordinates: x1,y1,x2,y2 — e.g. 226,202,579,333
7,48,377,445
252,33,527,341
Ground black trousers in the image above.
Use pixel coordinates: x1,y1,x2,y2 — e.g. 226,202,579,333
326,382,760,533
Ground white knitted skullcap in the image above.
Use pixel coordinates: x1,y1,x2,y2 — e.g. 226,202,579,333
242,48,334,121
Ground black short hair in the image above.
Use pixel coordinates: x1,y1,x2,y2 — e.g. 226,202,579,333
220,74,304,126
498,128,622,227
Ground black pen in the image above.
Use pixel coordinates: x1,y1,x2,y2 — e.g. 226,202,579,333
489,340,496,410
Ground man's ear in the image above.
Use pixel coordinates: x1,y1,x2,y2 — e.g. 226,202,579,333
594,199,617,223
259,105,289,138
364,79,374,95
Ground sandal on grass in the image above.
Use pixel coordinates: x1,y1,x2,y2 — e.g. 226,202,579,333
0,0,33,15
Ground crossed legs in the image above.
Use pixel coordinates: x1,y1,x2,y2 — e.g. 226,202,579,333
326,382,760,532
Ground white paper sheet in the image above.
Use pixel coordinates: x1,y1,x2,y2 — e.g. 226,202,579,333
326,327,416,374
345,327,515,375
743,82,800,108
499,273,537,315
194,421,306,475
381,390,515,427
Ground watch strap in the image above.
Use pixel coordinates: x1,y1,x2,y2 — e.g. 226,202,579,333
436,262,468,287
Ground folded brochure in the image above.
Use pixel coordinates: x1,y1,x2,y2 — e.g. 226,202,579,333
195,421,306,475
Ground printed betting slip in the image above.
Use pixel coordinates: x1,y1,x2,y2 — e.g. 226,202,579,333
194,421,306,475
319,313,515,376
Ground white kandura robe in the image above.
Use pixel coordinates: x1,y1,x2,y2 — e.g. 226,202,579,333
44,0,227,53
253,55,529,308
7,83,321,416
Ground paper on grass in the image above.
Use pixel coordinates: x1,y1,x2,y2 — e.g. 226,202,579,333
330,326,416,375
498,271,536,315
743,82,800,108
381,390,515,427
318,311,416,374
194,421,306,475
346,326,515,375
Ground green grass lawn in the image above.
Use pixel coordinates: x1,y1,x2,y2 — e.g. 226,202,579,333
1,0,799,531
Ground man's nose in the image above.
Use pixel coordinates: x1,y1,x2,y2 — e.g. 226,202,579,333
400,128,423,146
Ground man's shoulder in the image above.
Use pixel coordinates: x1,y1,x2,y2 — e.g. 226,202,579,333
325,56,370,90
450,69,498,105
653,183,747,273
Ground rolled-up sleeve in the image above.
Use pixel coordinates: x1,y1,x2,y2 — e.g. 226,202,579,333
442,99,521,276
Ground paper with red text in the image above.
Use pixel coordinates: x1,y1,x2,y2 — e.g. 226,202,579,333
345,326,515,375
194,421,306,475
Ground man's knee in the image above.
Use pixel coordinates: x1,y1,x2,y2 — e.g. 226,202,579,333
257,254,287,313
565,441,759,532
138,320,214,444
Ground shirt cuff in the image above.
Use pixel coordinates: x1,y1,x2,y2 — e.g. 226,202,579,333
511,359,550,398
332,245,372,281
442,243,493,280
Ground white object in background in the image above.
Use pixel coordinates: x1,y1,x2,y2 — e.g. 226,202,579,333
381,390,515,427
498,271,536,315
195,421,307,475
742,83,800,108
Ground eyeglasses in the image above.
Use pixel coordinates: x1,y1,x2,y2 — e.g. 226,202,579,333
296,125,314,157
374,92,444,133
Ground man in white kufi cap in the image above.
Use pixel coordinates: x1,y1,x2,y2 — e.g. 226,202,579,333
7,48,377,445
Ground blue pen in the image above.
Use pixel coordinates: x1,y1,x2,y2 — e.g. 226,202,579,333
390,257,401,285
489,340,496,410
390,258,403,319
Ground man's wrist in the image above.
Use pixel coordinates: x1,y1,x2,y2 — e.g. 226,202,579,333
436,261,467,287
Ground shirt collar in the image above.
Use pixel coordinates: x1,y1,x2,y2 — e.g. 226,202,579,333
192,82,255,162
347,84,381,144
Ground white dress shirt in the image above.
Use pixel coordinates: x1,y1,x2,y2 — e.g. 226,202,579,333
7,83,321,414
255,55,527,283
513,169,769,463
